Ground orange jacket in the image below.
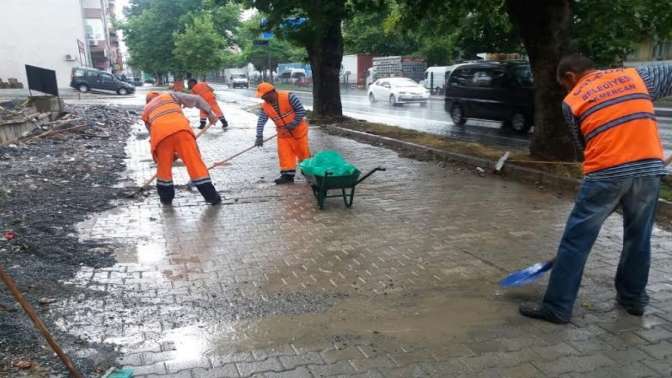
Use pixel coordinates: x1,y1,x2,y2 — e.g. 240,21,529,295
564,68,663,174
190,82,216,103
261,90,308,138
141,93,193,152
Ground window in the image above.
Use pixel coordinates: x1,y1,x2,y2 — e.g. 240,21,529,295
449,68,474,87
469,68,506,88
73,69,86,78
512,65,533,87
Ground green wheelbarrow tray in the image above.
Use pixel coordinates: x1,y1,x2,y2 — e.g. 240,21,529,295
302,166,386,209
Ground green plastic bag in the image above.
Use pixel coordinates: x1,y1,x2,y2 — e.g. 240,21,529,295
300,151,358,177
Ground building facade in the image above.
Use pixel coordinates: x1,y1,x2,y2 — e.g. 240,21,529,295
0,0,123,90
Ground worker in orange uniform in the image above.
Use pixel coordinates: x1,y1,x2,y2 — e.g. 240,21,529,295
142,91,222,205
254,82,310,184
187,79,228,130
519,54,671,324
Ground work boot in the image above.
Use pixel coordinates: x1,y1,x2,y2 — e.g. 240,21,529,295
616,298,645,316
220,117,229,129
156,180,175,205
198,120,206,129
274,174,295,185
196,182,221,205
519,302,569,324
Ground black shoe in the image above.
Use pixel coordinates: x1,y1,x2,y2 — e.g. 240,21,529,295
220,118,228,129
160,199,172,206
196,182,221,204
198,121,206,129
617,299,644,316
519,302,569,324
274,174,295,185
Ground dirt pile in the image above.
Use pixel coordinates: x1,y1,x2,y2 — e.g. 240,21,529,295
0,104,139,376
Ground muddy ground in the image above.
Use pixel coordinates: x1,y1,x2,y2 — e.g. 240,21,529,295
0,104,138,376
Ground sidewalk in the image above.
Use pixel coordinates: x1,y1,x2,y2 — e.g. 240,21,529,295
53,102,672,377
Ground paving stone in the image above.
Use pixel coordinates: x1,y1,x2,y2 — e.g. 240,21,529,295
534,354,616,375
638,340,672,359
58,101,672,378
278,352,324,369
308,361,356,377
144,370,192,378
236,358,283,377
190,365,240,378
253,367,312,378
561,361,658,378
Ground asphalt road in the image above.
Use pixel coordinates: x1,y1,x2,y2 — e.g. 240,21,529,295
214,84,672,157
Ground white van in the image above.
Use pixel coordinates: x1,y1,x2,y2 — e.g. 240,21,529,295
423,66,454,94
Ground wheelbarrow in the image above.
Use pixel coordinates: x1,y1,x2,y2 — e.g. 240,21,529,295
302,167,385,209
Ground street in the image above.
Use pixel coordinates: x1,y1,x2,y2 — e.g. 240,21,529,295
213,85,672,157
48,97,672,376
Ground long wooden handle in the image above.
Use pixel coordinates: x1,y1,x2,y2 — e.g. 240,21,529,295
207,134,278,170
0,265,82,378
138,120,215,190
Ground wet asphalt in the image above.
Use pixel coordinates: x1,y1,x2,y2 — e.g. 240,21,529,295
213,84,672,158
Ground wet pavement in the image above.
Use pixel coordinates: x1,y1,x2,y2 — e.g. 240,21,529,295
44,99,672,377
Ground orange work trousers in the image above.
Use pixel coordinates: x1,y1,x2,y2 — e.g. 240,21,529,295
200,99,223,120
155,131,210,184
278,134,310,172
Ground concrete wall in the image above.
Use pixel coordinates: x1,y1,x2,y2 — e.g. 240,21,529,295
0,0,89,90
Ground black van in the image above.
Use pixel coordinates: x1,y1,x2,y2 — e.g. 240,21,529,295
70,67,135,95
444,61,534,132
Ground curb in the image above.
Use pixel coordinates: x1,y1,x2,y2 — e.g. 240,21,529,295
322,124,672,223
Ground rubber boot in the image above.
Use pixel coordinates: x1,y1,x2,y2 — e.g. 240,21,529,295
274,174,295,185
220,117,229,129
196,182,221,205
198,119,206,129
156,181,175,205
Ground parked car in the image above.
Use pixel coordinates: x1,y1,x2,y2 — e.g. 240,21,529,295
444,61,534,132
367,77,430,106
230,74,249,89
132,77,143,87
70,67,135,95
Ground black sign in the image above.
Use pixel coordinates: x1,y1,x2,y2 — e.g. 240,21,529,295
25,65,59,97
254,40,269,46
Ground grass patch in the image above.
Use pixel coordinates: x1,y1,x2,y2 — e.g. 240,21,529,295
310,111,584,180
662,176,672,202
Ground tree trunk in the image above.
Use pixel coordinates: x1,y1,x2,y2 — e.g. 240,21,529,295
306,19,343,120
506,0,579,161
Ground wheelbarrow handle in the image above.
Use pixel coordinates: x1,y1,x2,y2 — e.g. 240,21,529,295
356,167,385,185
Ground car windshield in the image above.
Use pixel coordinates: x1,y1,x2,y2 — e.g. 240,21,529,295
232,74,245,79
391,79,419,87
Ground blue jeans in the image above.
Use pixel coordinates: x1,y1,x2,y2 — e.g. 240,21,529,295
543,176,661,320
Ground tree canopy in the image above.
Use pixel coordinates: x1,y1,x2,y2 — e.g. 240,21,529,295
121,0,241,79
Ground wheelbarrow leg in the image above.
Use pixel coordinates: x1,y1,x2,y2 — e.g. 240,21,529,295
345,187,356,208
318,189,326,210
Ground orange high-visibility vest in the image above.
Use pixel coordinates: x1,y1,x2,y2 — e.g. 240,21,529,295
141,93,193,152
261,91,308,138
190,82,216,103
563,68,663,174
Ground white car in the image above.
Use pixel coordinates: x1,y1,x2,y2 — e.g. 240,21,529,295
230,74,249,89
368,77,430,106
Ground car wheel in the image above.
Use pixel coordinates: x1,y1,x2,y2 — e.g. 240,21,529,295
450,103,466,125
118,88,128,95
78,84,89,93
369,93,376,104
509,112,529,133
389,95,398,106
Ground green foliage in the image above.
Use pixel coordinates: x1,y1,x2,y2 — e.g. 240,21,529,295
572,0,672,66
173,12,227,76
122,0,240,77
230,14,306,71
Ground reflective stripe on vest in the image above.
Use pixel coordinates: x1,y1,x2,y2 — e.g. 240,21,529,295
262,91,296,128
144,94,182,126
563,68,663,174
